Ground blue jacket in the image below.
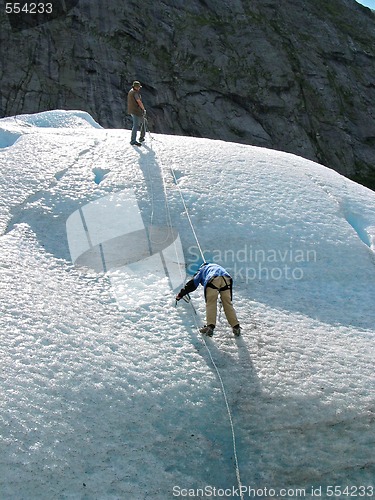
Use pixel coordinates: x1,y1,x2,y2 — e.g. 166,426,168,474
178,263,232,299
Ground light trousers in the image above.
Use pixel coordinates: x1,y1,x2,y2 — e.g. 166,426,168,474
205,276,239,327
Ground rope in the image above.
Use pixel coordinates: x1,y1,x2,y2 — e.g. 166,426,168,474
143,117,185,284
143,118,205,263
189,307,244,499
146,127,244,499
169,166,206,263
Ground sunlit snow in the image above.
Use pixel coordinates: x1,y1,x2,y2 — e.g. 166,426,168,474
0,111,374,499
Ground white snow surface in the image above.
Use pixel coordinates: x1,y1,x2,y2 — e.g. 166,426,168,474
0,111,374,499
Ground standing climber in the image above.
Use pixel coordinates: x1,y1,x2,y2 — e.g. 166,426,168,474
127,80,146,146
176,262,241,337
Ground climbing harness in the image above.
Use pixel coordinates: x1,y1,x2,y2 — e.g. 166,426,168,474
148,130,244,499
206,276,233,298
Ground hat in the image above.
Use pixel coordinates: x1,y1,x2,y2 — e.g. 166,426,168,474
132,81,142,88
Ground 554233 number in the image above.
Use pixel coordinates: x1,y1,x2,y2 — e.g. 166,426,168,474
5,3,53,14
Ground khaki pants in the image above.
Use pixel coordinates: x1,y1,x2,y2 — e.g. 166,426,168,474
205,276,239,327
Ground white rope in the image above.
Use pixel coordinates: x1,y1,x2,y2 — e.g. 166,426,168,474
145,119,205,263
144,121,185,283
150,134,244,499
169,166,206,263
189,307,244,499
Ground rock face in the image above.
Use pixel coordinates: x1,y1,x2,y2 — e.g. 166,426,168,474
1,0,374,188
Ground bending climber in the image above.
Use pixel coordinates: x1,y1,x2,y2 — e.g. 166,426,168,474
176,262,241,337
127,80,146,146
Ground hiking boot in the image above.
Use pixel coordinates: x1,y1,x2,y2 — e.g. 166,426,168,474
233,324,241,337
200,324,215,337
139,137,145,142
130,141,142,146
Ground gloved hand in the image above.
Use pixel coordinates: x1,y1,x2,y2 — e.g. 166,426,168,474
143,109,147,116
175,293,182,301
